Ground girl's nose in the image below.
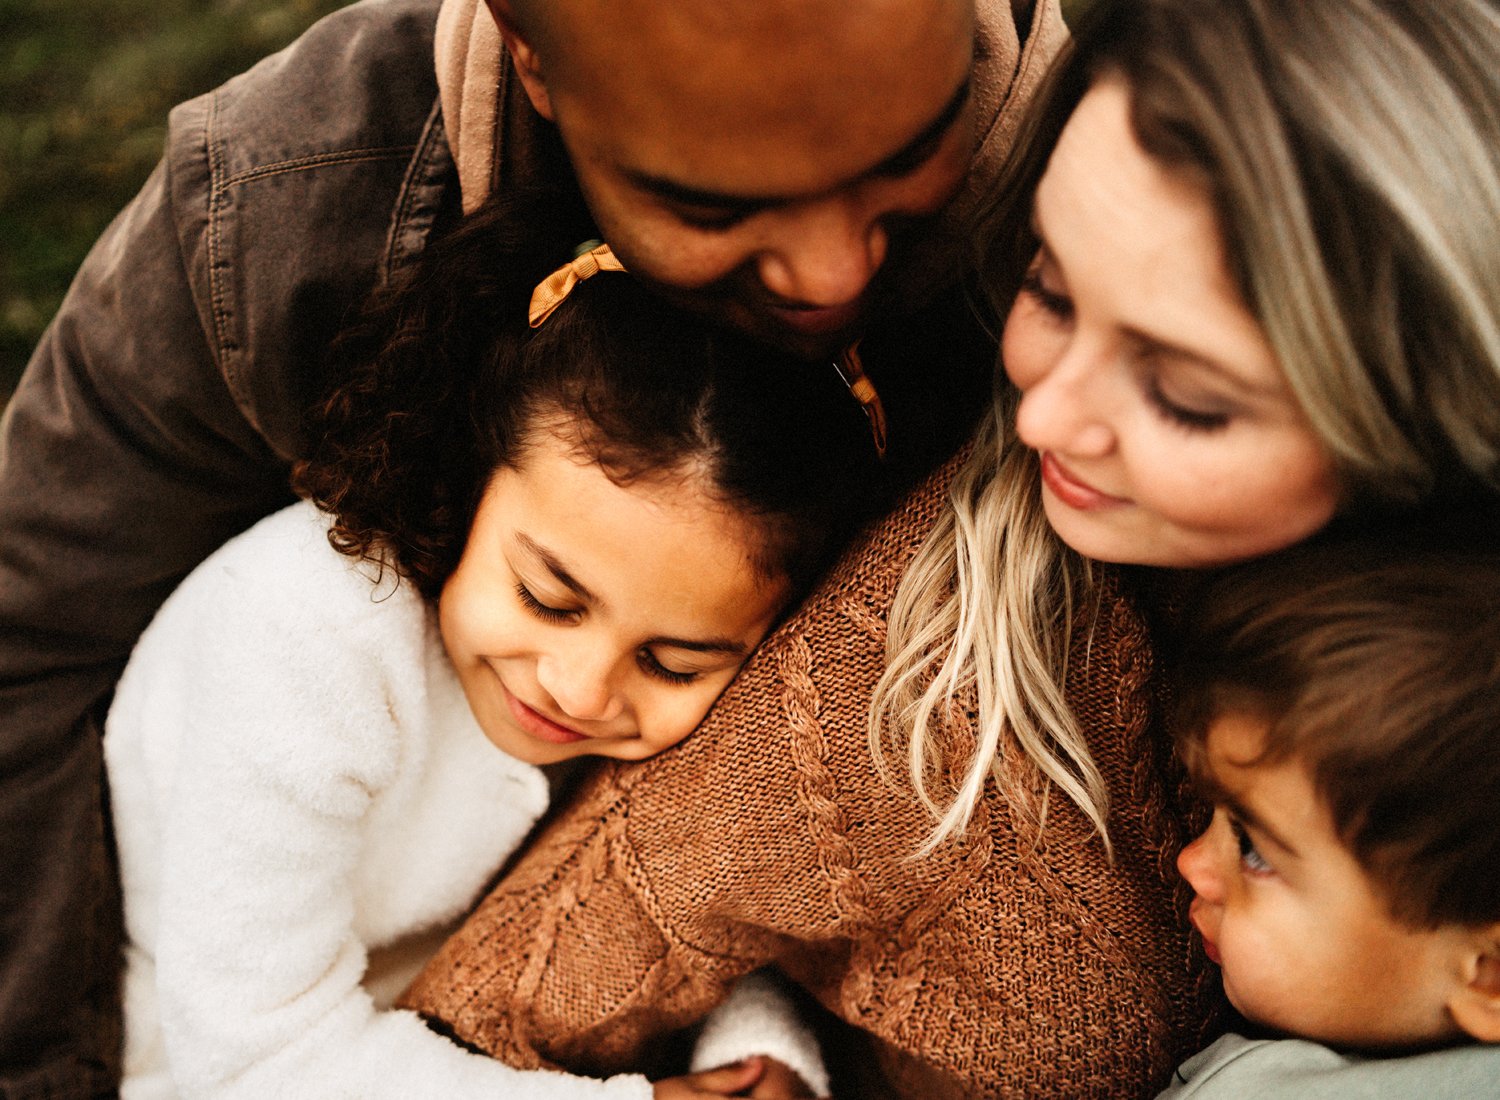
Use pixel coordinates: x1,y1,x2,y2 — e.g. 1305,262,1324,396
535,649,622,724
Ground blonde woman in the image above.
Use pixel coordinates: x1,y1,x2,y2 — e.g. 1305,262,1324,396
878,0,1500,855
405,1,1500,1096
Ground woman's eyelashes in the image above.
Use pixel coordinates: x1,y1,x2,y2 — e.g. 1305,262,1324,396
1019,268,1074,321
1020,250,1237,435
1142,375,1232,433
1229,816,1274,876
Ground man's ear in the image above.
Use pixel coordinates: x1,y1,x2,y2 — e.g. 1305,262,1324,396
1447,929,1500,1043
481,0,555,120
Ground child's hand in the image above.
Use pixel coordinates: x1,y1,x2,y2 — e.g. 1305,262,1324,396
741,1056,821,1098
652,1055,823,1099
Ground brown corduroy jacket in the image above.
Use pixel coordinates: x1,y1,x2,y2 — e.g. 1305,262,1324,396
402,453,1224,1098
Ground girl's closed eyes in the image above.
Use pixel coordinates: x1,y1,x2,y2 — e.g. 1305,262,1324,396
514,580,578,624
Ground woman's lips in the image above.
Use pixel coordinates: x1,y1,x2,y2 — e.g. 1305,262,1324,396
505,687,589,745
1039,452,1128,511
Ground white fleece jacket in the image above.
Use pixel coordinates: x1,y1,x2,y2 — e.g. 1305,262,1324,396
106,501,827,1100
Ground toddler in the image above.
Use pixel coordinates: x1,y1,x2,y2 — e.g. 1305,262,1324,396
1161,536,1500,1097
105,209,883,1099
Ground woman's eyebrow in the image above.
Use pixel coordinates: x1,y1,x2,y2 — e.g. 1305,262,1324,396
515,533,596,603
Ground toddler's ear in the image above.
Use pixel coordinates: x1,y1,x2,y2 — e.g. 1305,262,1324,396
1447,929,1500,1043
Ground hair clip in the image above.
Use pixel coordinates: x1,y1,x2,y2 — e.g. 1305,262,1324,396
834,341,889,459
528,239,626,327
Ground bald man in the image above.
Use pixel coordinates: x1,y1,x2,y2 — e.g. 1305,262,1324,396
0,0,1059,1093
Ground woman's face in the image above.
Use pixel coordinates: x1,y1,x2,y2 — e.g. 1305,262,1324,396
1002,78,1339,569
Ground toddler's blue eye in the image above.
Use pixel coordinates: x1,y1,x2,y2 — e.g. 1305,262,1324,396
1230,817,1272,875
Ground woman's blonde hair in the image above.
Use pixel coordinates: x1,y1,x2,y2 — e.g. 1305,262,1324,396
872,0,1500,850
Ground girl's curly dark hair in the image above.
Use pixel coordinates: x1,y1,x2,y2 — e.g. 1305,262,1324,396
294,193,888,603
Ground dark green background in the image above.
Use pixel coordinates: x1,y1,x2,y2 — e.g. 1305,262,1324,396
0,0,351,394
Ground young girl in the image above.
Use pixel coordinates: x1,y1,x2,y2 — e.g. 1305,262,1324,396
104,205,882,1099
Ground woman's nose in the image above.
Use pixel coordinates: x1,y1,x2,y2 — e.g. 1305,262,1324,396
1012,343,1117,460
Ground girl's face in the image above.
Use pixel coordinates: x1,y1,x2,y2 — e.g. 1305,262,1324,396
439,425,789,766
1002,78,1339,569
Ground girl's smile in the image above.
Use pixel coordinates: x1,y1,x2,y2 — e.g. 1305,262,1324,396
501,680,592,745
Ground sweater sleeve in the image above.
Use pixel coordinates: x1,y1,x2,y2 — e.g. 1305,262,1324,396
111,507,649,1100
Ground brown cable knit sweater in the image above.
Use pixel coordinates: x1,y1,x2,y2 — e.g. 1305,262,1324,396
401,452,1223,1097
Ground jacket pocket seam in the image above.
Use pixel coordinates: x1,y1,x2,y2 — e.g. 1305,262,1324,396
219,146,416,189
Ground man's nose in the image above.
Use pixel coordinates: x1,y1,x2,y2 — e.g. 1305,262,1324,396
755,198,888,307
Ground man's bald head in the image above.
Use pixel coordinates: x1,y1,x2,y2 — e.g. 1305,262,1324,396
485,0,977,355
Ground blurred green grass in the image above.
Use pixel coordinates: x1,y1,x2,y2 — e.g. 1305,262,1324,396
0,0,351,393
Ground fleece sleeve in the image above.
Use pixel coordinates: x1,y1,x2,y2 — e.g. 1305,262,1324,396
1156,1034,1500,1100
690,971,829,1097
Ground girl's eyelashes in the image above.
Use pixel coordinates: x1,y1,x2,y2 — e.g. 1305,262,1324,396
1018,268,1074,321
1143,375,1232,433
1228,816,1274,876
513,578,715,686
513,581,578,624
636,647,701,686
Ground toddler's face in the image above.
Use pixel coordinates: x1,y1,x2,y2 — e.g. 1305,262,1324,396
1176,712,1473,1048
438,425,789,766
